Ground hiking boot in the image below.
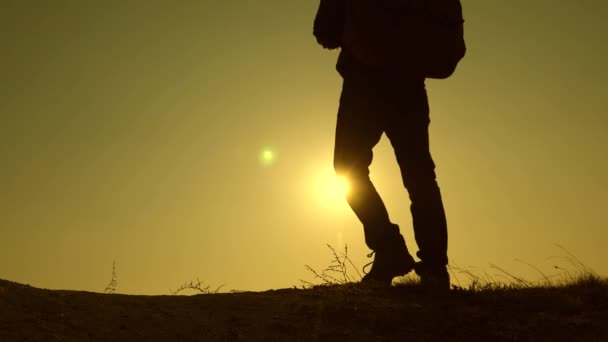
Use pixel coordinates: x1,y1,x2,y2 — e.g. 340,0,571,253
414,262,450,292
361,234,416,286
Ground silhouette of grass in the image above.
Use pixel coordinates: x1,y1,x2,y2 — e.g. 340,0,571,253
103,261,118,294
300,244,363,288
292,246,608,340
170,278,225,295
446,244,603,293
302,243,604,293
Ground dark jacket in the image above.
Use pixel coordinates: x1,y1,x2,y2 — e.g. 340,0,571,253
314,0,424,83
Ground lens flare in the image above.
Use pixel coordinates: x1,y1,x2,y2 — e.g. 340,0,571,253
260,149,275,166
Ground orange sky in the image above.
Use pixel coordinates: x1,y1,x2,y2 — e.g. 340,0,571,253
1,1,607,294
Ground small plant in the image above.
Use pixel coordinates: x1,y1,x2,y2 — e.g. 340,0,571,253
301,244,363,288
171,278,224,295
103,261,118,294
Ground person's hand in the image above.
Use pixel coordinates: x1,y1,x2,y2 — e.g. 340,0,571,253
313,0,344,50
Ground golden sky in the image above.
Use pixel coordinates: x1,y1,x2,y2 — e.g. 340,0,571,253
1,1,607,294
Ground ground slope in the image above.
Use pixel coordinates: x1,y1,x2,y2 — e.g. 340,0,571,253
1,278,607,341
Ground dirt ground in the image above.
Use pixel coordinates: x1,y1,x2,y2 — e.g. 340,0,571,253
1,278,607,341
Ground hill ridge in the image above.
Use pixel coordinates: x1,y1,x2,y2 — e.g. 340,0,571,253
1,277,607,341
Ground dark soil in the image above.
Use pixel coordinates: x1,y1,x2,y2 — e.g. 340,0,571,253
1,278,607,341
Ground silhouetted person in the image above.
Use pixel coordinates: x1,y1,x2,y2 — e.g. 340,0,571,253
314,0,464,291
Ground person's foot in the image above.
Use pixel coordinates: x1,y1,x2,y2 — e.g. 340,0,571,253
361,235,416,286
414,262,450,292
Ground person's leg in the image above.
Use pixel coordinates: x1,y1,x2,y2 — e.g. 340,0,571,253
384,84,449,270
333,76,415,285
333,76,390,251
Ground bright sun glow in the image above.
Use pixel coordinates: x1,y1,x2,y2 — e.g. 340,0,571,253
327,175,350,198
309,167,351,212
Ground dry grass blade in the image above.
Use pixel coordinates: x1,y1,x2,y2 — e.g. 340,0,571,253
489,263,530,286
171,278,224,295
103,261,118,294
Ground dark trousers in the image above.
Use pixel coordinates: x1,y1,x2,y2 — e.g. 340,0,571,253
333,74,448,266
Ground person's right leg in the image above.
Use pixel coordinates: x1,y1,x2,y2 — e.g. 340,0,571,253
334,76,388,250
333,76,415,284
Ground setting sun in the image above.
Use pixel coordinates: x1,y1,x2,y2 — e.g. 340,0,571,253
309,167,352,211
327,174,350,198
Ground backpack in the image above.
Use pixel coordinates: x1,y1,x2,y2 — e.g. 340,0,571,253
342,0,466,79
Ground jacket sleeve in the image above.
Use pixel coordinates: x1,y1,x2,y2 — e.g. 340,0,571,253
313,0,345,50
